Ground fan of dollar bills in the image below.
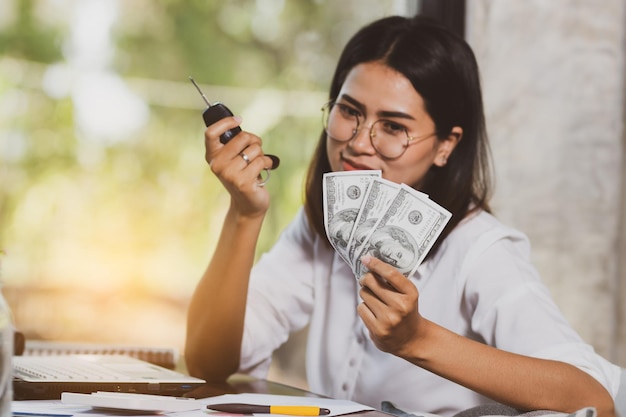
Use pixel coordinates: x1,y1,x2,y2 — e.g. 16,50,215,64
323,170,451,279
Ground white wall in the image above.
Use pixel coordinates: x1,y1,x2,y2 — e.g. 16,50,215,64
466,0,626,364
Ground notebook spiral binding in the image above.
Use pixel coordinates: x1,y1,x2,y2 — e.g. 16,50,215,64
22,340,179,370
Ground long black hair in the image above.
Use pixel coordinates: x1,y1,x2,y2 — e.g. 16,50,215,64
305,15,493,257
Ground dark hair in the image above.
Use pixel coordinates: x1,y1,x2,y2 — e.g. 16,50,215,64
304,15,493,258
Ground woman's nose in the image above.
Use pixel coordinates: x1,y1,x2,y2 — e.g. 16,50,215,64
348,124,376,154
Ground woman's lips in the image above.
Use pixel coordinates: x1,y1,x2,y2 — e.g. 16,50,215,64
342,158,373,172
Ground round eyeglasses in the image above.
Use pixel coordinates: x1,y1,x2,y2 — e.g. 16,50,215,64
321,101,437,159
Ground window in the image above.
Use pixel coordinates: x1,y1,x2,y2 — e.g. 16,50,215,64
0,0,417,354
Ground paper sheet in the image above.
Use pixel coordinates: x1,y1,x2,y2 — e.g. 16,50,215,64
12,400,90,416
13,392,375,417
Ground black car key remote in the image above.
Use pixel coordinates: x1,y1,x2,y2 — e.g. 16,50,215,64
189,77,279,169
189,76,241,144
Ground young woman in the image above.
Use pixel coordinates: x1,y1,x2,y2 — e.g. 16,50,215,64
185,15,620,417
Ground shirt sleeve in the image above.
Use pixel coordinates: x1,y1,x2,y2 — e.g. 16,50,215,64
462,228,622,397
238,208,317,377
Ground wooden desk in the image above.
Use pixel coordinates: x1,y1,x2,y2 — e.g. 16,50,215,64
187,375,391,417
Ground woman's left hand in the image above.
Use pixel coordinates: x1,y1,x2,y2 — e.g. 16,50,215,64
357,258,616,417
357,255,424,358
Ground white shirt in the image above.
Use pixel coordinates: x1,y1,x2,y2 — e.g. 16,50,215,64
238,208,621,416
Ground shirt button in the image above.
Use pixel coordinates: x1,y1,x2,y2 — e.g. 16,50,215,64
349,358,356,367
342,383,348,391
356,336,363,344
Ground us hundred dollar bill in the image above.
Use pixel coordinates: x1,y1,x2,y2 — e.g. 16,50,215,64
322,170,381,264
353,184,451,279
347,177,400,268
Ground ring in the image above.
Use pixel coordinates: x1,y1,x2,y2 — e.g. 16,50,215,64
240,152,250,164
257,168,271,187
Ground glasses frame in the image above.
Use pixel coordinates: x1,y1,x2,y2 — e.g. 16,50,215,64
321,101,437,159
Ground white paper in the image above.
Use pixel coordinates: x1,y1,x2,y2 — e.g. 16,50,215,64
62,392,202,412
12,399,90,416
14,393,375,417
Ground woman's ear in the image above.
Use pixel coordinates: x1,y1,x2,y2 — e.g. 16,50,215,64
434,126,462,167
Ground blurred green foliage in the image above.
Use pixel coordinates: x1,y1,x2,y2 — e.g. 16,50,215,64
0,0,403,346
0,0,64,62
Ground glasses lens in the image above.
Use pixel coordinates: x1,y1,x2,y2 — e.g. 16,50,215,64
370,120,410,158
323,103,358,142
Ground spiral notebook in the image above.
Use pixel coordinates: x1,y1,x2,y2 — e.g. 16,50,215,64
13,354,205,400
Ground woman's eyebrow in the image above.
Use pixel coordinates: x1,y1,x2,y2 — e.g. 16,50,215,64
339,94,416,121
338,94,366,112
378,110,416,121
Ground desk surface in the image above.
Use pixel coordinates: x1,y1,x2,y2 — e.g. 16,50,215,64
187,375,391,417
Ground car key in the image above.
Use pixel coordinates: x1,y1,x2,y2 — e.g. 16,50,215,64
189,76,280,170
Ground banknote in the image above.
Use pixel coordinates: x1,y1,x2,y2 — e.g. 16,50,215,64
346,177,400,268
352,184,451,278
322,170,381,264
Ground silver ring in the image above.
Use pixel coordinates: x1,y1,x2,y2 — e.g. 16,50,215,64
257,168,271,187
240,152,250,165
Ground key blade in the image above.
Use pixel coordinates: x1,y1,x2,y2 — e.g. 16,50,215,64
189,76,212,107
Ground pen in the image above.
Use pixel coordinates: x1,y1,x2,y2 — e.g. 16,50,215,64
206,403,331,416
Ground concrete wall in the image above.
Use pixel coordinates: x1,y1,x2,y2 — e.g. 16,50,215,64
466,0,625,365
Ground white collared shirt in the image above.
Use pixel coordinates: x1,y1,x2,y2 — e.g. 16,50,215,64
238,208,621,416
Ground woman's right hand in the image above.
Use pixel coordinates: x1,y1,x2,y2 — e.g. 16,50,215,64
187,115,273,381
204,115,274,218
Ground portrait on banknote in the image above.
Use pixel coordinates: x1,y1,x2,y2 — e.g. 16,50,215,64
355,224,418,276
327,208,359,250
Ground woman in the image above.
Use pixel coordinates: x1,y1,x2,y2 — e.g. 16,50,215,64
185,15,620,417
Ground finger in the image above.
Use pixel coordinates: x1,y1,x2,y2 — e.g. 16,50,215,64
359,259,419,317
359,281,412,343
359,272,397,303
359,272,415,327
358,261,399,303
204,117,243,166
359,280,380,305
267,154,280,170
357,298,391,343
205,116,243,145
207,129,259,167
234,146,271,183
360,255,415,294
237,143,261,164
218,129,275,172
357,301,377,330
229,148,274,191
207,141,252,185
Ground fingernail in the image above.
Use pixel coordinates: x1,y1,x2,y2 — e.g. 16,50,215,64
267,154,280,170
361,255,371,265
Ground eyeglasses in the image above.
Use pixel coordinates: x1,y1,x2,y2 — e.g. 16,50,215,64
321,101,437,159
